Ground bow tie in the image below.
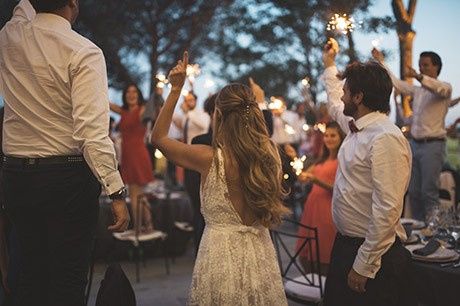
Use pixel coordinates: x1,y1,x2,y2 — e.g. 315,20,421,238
348,120,360,133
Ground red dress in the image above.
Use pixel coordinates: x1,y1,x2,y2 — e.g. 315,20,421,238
297,159,338,264
119,107,153,185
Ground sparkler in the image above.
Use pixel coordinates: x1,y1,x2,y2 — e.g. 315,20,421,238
284,124,296,135
371,37,382,48
314,123,327,133
186,64,201,83
301,77,310,87
155,72,169,89
326,13,361,35
154,149,164,159
204,79,215,89
290,155,307,176
268,96,285,110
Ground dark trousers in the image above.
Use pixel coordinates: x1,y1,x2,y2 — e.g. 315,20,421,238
2,162,100,306
323,233,416,306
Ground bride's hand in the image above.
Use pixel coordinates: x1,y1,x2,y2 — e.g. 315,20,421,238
168,51,188,90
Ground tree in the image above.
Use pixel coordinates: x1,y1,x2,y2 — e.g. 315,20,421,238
76,0,232,96
391,0,417,121
206,0,394,104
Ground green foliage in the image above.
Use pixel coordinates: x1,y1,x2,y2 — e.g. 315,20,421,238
206,0,394,103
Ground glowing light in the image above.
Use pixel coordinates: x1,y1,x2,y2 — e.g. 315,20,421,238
301,77,310,87
156,73,166,82
371,38,382,48
401,126,408,133
284,124,296,135
290,155,307,176
314,123,326,133
302,124,310,131
327,13,361,35
186,64,201,83
268,96,284,110
155,72,169,89
204,79,215,89
283,174,290,180
154,149,164,159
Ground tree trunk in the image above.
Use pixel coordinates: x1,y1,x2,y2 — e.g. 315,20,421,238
346,32,358,63
391,0,417,126
398,31,415,123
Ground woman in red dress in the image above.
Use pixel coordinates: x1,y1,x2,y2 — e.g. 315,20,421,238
297,121,345,275
110,84,154,234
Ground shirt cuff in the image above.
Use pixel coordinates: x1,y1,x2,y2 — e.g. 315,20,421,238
352,253,381,279
101,171,125,195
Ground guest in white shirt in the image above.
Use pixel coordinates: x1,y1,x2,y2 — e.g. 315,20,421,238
321,41,415,306
372,49,452,222
174,92,210,144
0,1,129,305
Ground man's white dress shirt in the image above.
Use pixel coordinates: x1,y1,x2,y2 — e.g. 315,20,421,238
0,0,123,195
181,109,210,144
384,64,452,139
323,65,412,279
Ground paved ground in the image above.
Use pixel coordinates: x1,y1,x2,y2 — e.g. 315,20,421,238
87,235,305,306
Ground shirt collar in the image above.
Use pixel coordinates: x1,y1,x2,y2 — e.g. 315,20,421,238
33,13,72,32
355,111,387,131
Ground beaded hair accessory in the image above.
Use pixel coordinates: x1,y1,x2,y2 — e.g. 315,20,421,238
244,101,250,127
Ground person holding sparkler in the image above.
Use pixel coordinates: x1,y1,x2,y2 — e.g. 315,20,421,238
372,48,452,222
321,39,414,306
296,121,345,275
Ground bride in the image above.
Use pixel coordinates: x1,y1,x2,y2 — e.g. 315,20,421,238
152,52,289,305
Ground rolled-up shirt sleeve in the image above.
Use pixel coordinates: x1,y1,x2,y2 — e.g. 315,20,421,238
382,63,415,97
353,134,411,278
70,46,124,195
322,66,351,133
421,75,452,99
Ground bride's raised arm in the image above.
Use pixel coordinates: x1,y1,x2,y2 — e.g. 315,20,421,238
151,51,213,175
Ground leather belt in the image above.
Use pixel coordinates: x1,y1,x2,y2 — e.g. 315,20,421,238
2,155,84,168
412,137,445,143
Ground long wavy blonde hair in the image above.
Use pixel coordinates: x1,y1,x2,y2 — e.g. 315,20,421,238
212,83,290,227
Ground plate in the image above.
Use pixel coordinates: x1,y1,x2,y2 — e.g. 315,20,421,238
400,218,426,230
406,243,460,263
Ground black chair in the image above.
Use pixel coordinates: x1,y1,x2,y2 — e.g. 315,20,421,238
270,219,325,305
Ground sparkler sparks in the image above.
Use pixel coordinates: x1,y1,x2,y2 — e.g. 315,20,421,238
268,96,285,110
290,155,307,176
186,64,201,83
155,72,169,88
326,13,361,35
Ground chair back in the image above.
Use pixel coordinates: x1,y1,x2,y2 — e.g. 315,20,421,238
270,218,325,304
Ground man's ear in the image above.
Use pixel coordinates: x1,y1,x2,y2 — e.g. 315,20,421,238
69,0,78,10
353,92,364,105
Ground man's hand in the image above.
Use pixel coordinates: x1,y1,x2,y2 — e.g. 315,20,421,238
108,199,130,232
322,38,338,68
347,268,368,293
405,66,423,81
249,77,265,103
371,48,385,63
168,51,188,90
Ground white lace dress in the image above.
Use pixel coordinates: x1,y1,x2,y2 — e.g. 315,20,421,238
188,149,287,306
